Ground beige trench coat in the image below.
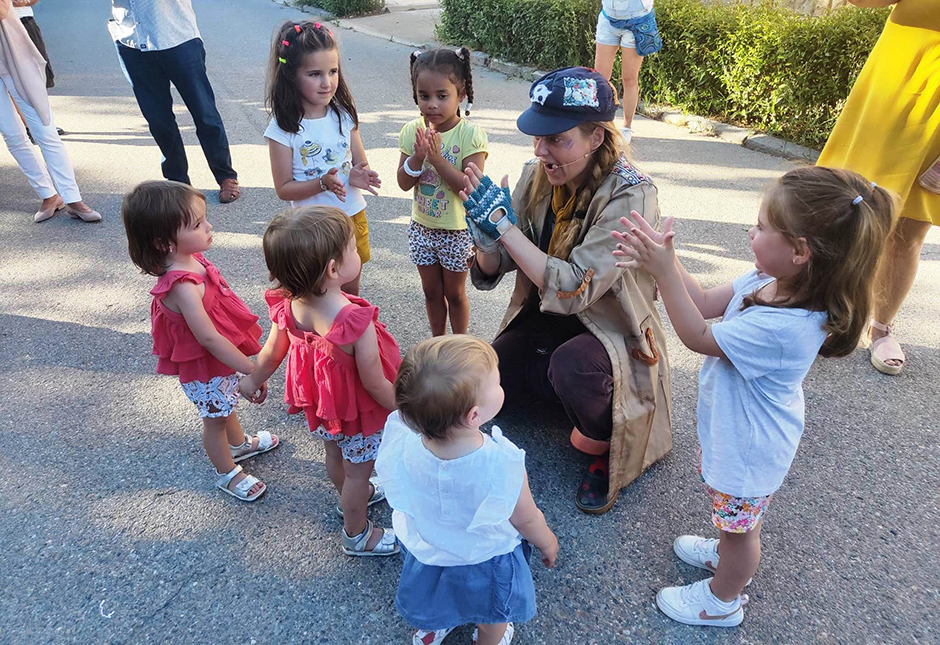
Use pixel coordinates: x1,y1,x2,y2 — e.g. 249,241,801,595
471,158,673,495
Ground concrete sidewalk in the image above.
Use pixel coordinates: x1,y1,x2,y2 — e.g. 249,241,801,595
327,0,442,49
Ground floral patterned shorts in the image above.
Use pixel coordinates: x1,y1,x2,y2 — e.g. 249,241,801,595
702,482,772,533
408,220,473,274
312,426,383,463
699,454,771,533
180,374,240,418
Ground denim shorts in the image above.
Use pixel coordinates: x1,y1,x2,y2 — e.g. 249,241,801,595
595,9,662,56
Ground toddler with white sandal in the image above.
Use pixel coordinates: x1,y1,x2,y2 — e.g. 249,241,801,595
122,181,278,502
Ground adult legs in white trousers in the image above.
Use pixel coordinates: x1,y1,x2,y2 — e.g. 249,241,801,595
0,74,99,221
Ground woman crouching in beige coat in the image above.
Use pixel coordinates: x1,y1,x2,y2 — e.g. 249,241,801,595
463,67,672,514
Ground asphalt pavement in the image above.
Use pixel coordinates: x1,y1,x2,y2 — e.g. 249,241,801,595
1,0,937,643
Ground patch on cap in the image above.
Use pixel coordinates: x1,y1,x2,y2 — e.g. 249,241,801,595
563,78,598,108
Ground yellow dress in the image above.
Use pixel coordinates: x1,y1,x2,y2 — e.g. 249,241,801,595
817,0,940,225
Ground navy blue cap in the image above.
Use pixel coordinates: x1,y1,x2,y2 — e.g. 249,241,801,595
517,67,617,136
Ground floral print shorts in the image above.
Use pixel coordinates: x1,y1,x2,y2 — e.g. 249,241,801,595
698,454,771,533
180,374,240,418
702,481,772,533
312,426,383,463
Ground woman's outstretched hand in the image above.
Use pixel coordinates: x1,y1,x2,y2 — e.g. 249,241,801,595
458,162,510,202
611,211,676,276
460,163,515,234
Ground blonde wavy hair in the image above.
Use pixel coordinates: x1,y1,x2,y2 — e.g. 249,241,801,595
524,121,627,260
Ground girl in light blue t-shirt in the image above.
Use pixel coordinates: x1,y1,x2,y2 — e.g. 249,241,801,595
612,166,897,628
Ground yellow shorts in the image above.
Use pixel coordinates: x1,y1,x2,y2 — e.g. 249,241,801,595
351,210,371,264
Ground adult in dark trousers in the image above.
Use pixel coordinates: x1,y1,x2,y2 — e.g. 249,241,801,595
465,68,673,514
108,0,241,203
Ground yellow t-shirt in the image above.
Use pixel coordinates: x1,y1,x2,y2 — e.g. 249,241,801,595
399,117,489,230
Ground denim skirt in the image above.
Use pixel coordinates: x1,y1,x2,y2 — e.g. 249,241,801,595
395,541,537,630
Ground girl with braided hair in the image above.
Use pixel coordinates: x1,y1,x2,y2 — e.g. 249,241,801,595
264,20,381,295
463,67,672,515
397,47,488,336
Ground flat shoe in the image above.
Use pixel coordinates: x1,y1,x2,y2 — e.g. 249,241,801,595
575,466,619,514
35,199,65,223
66,206,102,223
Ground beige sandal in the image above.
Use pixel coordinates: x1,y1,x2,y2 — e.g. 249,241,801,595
863,321,905,376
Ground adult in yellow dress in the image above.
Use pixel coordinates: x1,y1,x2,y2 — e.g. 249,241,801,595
817,0,939,375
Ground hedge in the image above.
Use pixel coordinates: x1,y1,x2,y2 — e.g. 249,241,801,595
437,0,890,149
296,0,385,18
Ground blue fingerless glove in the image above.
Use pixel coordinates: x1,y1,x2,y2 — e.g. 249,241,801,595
463,175,516,240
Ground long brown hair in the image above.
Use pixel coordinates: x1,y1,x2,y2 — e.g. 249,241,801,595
524,121,626,259
744,166,898,358
409,47,475,118
266,21,358,135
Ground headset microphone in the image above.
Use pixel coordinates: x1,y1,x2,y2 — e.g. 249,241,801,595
541,152,592,171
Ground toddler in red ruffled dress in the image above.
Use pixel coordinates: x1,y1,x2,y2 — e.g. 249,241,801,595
123,180,279,503
239,205,401,557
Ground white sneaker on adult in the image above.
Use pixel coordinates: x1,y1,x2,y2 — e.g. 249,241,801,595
673,535,752,585
620,127,633,144
656,578,747,627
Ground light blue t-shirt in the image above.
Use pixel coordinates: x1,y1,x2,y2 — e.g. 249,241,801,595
697,270,829,498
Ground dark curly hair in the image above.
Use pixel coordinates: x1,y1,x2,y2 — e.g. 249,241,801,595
409,47,475,117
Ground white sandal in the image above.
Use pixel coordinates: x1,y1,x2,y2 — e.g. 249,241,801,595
863,321,905,376
341,519,399,557
216,465,266,502
230,430,279,463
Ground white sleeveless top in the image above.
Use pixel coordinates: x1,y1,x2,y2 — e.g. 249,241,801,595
375,411,526,567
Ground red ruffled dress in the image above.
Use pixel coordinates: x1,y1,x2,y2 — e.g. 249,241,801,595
150,254,262,384
265,291,402,438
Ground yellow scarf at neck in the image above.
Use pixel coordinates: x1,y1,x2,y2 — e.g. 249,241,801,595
547,185,580,259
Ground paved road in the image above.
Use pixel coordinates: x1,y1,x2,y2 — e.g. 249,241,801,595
1,0,938,643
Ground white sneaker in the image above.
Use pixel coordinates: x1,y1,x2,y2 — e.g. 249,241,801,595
620,127,633,144
673,535,752,585
656,578,747,627
471,622,514,645
413,626,452,645
673,535,720,572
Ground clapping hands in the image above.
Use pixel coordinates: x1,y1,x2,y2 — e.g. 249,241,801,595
348,162,381,196
611,211,676,278
319,168,347,201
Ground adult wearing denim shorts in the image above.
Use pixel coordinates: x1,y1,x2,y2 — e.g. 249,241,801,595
593,0,662,144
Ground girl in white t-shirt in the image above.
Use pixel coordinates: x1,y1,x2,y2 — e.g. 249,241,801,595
264,20,381,295
376,335,558,645
613,167,897,627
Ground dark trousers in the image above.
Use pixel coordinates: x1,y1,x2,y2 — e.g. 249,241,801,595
117,38,236,185
20,17,54,88
492,313,614,443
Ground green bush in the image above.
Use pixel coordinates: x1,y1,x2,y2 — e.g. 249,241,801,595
296,0,385,18
438,0,890,148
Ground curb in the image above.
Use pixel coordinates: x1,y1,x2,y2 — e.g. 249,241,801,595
305,2,822,164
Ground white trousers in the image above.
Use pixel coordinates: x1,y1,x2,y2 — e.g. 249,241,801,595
0,74,81,203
